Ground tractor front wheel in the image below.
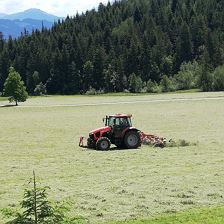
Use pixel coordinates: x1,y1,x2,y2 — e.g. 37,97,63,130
124,131,141,149
87,138,96,148
96,137,111,151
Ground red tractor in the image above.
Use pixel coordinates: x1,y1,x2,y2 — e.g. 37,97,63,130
82,114,141,150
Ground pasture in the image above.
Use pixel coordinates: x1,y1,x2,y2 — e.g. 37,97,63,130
0,92,224,223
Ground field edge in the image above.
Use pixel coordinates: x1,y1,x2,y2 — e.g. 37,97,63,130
105,206,224,224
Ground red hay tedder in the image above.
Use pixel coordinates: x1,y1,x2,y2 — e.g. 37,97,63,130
79,114,166,150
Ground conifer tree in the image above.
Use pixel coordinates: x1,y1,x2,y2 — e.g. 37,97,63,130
176,22,192,69
7,171,66,224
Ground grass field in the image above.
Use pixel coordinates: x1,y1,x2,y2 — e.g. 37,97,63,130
0,92,224,223
0,97,7,102
108,206,224,224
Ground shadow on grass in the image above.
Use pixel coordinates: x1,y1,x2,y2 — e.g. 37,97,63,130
0,104,17,108
110,146,140,151
82,146,140,152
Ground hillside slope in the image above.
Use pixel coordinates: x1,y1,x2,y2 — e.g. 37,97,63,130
0,0,224,94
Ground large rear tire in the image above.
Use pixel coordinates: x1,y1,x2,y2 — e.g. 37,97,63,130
96,137,111,151
124,131,141,149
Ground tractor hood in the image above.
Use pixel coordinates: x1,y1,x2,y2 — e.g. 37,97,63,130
89,126,111,135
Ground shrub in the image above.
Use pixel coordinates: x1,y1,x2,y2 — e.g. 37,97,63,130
128,73,143,93
160,75,176,92
213,65,224,91
146,80,161,93
200,70,213,91
34,82,47,96
27,71,40,94
174,71,194,90
174,61,202,90
85,87,97,95
124,89,130,93
85,87,104,95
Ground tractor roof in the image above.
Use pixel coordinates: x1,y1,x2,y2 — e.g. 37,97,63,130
108,113,132,118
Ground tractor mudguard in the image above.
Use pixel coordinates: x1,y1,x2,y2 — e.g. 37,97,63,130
121,127,140,138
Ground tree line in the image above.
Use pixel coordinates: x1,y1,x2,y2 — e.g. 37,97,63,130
0,0,224,95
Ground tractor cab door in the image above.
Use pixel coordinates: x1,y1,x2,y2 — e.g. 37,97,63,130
113,117,130,138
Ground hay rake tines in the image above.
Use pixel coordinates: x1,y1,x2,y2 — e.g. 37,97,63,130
140,132,167,148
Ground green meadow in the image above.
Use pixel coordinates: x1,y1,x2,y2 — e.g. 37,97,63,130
0,92,224,223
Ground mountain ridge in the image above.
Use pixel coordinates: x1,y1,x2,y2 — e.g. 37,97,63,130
0,13,7,18
0,18,53,38
0,8,60,22
0,8,61,38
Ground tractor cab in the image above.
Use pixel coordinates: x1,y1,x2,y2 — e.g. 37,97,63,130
104,114,132,128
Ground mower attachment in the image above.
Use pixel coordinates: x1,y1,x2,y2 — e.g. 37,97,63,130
140,132,166,148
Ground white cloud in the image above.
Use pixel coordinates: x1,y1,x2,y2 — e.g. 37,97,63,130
0,0,111,16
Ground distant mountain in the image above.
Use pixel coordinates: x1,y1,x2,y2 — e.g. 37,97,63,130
0,8,61,38
0,19,53,38
1,8,60,22
0,13,7,18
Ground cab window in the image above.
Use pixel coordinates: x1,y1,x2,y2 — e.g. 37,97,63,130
107,117,115,126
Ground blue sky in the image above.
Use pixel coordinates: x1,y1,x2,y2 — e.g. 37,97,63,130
0,0,111,16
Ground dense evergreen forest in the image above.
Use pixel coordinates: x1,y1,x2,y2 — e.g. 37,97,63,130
0,0,224,95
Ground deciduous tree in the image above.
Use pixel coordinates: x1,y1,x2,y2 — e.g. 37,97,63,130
3,67,28,106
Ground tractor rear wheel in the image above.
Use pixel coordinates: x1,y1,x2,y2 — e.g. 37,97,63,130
124,131,141,149
96,137,111,151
